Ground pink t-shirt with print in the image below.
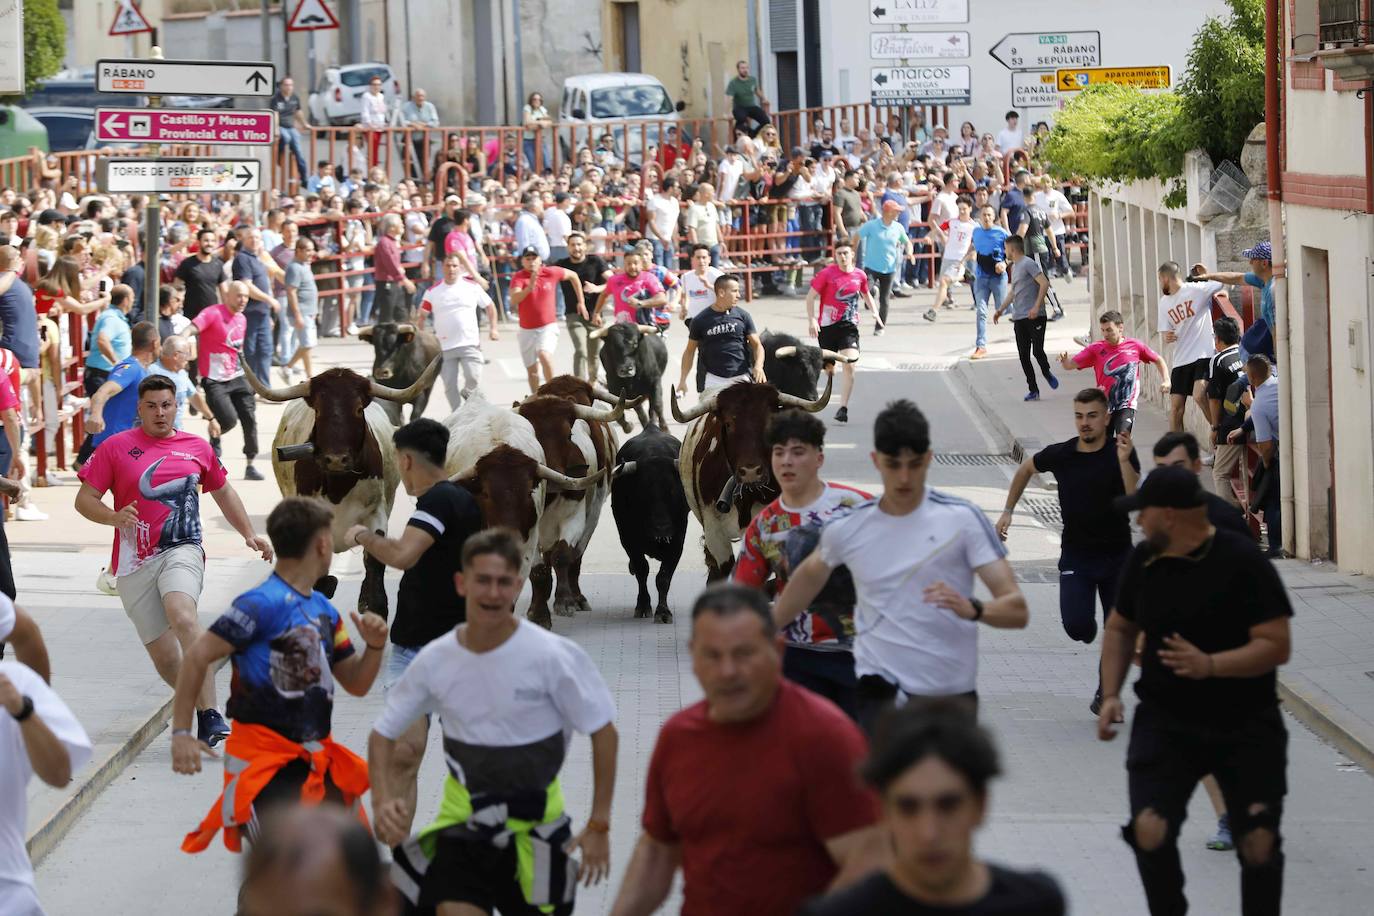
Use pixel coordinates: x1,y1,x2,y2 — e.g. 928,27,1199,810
604,271,665,323
191,303,246,382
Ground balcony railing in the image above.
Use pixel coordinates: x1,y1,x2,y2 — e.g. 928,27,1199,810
1320,0,1373,46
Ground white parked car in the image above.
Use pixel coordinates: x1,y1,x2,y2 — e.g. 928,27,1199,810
308,63,401,126
557,72,685,167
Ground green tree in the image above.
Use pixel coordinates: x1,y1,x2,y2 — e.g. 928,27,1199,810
17,0,66,96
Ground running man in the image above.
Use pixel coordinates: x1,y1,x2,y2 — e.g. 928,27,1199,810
76,320,161,468
597,248,668,326
282,236,320,383
557,231,613,381
961,204,1009,360
509,247,584,393
854,200,913,337
994,235,1057,401
418,251,499,409
677,274,765,395
1059,310,1170,435
1157,261,1224,431
734,410,870,719
373,528,619,915
173,498,388,853
774,400,1027,732
347,418,482,834
186,281,264,481
806,240,878,424
995,388,1139,714
926,193,976,321
76,375,273,749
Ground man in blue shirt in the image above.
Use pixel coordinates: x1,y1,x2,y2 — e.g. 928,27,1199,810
1229,354,1282,556
962,204,1010,359
855,201,913,337
1000,170,1031,236
86,284,135,384
1196,241,1278,362
75,322,160,469
232,227,280,387
0,247,39,369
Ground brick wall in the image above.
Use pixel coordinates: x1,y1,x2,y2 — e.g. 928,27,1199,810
1282,172,1368,208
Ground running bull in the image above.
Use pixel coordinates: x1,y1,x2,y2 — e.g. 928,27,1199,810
611,424,688,622
761,330,855,400
358,321,442,425
591,321,669,430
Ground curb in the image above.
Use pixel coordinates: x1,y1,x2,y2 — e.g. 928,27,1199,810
951,360,1032,463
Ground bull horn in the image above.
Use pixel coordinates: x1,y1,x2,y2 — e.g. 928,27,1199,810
773,345,798,358
670,385,717,423
820,349,857,364
592,385,646,412
536,463,604,491
613,460,637,478
778,371,833,413
587,325,611,340
636,324,659,335
369,355,441,403
242,354,311,402
356,325,374,341
571,398,625,424
449,465,478,483
396,322,416,336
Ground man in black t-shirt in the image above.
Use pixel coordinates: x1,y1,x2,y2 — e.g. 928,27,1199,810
345,418,482,819
1100,467,1292,916
557,231,612,382
800,701,1066,916
1153,432,1250,539
676,274,764,396
175,228,227,321
996,387,1138,714
425,195,461,282
270,77,308,185
1206,317,1248,508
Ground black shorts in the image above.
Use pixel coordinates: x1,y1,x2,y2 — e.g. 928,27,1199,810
817,321,860,354
1169,357,1210,394
422,834,574,915
248,758,344,843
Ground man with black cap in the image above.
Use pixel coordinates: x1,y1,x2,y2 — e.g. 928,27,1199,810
1099,466,1292,916
508,248,583,393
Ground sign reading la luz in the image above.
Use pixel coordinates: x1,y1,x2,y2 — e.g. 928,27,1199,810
1057,66,1170,91
989,31,1100,71
869,0,967,26
871,65,971,106
96,59,276,97
100,158,262,194
871,32,969,60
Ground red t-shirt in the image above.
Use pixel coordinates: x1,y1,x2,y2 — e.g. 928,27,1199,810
642,680,878,916
509,265,569,329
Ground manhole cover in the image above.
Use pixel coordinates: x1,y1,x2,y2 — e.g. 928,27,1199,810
932,453,1017,466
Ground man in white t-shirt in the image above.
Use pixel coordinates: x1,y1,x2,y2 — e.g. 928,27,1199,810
0,655,92,914
371,528,618,912
773,399,1027,733
927,195,977,321
679,244,724,323
0,594,49,683
419,252,499,410
995,111,1024,155
1034,177,1076,279
646,177,683,270
1157,261,1224,432
717,146,746,203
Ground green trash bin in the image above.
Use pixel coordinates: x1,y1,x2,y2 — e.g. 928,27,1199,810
0,105,49,159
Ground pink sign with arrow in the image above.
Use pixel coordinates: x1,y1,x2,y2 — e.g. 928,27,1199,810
95,108,277,146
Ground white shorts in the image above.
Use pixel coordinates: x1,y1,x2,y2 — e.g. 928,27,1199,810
296,312,319,349
703,372,750,391
116,543,205,644
517,323,559,367
939,258,966,282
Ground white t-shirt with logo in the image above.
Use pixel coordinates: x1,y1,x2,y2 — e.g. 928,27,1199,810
817,489,1006,696
0,661,92,914
1159,279,1224,365
422,278,493,351
680,267,724,320
941,218,977,265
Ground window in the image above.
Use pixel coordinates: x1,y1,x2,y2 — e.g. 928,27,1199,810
589,85,673,118
1319,0,1370,47
33,114,93,153
1294,0,1320,55
340,67,391,88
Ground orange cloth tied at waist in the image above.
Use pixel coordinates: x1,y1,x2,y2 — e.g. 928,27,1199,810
181,721,371,853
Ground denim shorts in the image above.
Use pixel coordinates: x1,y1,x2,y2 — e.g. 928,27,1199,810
384,643,422,689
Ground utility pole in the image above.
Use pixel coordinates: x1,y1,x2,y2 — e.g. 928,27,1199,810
342,0,362,64
142,46,165,321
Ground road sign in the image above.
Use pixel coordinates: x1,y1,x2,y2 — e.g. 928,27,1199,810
1057,66,1171,91
869,0,967,26
0,0,24,96
109,0,154,37
288,0,339,32
95,59,276,98
96,108,277,145
1011,71,1060,109
989,31,1101,71
871,65,971,107
869,31,969,60
99,158,262,194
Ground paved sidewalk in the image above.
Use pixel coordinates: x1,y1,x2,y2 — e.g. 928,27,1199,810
954,342,1374,772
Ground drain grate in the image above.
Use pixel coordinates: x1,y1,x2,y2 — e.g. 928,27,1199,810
1009,562,1061,585
932,452,1018,466
897,361,952,372
1023,495,1064,530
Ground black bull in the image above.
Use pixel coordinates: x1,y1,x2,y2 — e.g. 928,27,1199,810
611,424,688,623
360,321,442,424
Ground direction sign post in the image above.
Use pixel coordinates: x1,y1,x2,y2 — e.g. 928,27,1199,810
96,108,278,145
1011,71,1060,109
100,158,263,194
869,32,970,61
871,65,971,107
95,58,276,97
868,0,968,25
989,31,1101,71
1056,65,1171,91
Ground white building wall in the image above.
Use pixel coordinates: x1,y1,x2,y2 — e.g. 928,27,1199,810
814,0,1228,132
1284,88,1366,176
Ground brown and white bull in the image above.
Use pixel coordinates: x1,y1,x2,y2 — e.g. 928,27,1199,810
442,392,604,595
672,376,832,580
245,359,440,617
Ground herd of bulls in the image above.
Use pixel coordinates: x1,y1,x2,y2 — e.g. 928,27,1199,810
239,319,841,629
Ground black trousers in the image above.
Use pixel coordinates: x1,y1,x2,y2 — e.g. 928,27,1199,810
0,437,14,602
1058,545,1130,645
75,366,112,465
373,279,408,325
1125,702,1287,916
856,674,978,737
1013,315,1053,394
732,104,770,136
203,376,258,460
866,269,893,325
783,645,858,721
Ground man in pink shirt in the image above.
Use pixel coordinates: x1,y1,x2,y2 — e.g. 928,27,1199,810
805,240,877,423
185,281,264,480
1060,309,1170,434
75,374,272,750
596,249,668,325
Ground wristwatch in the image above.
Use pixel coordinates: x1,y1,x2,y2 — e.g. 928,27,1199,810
11,694,33,722
969,598,985,621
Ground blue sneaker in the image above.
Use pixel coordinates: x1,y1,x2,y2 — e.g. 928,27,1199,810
1206,815,1233,851
1046,372,1060,390
197,708,231,749
1024,391,1040,402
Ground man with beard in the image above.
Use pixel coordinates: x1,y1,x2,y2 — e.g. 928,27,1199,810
735,410,871,719
995,388,1139,716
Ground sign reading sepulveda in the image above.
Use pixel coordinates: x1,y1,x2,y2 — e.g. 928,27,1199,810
1011,71,1059,109
868,0,968,26
989,32,1101,71
870,32,970,60
871,65,971,106
100,158,263,194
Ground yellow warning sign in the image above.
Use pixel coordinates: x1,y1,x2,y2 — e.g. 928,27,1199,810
1056,66,1171,91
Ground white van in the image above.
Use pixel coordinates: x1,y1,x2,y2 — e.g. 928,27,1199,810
557,72,685,167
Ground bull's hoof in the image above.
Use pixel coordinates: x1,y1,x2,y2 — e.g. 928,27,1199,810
314,575,339,599
633,602,652,619
526,606,553,629
654,607,673,624
573,594,592,614
553,598,577,618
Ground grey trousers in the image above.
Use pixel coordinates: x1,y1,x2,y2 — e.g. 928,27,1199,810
566,318,601,381
441,345,483,409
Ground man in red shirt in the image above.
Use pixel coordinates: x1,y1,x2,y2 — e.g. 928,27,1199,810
609,584,881,916
508,247,585,393
372,213,416,325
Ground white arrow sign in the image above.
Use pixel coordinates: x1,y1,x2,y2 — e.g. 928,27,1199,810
96,59,277,97
1011,71,1061,109
870,32,970,60
871,65,971,107
99,158,263,194
869,0,968,25
989,31,1101,71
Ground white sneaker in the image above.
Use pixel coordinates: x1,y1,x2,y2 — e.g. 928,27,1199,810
346,323,360,336
14,503,47,521
278,366,294,385
96,568,118,596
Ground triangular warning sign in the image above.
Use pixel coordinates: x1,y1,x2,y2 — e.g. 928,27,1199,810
109,0,154,37
288,0,340,32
